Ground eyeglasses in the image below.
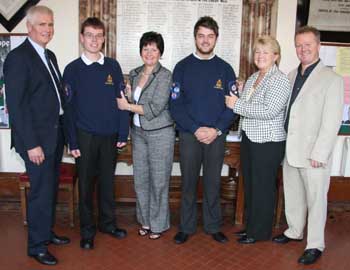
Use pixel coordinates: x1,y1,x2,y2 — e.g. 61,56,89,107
83,32,104,40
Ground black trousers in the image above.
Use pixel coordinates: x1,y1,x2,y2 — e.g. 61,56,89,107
178,132,226,234
240,131,285,240
21,124,64,255
76,129,118,239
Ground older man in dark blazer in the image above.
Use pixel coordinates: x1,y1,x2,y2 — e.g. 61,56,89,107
4,5,69,266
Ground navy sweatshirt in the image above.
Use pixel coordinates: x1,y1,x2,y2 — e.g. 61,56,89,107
170,54,236,134
63,57,129,150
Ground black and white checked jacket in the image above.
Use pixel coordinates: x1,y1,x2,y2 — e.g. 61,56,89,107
234,65,291,143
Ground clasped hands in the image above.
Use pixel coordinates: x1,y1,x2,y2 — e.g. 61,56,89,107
194,127,217,144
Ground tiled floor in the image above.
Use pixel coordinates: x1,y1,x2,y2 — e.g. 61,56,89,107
1,207,350,270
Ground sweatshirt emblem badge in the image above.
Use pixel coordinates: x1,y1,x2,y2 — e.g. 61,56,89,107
105,74,114,85
171,82,180,100
214,79,223,90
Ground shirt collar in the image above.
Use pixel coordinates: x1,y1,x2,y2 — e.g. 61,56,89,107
298,58,320,77
81,52,105,65
28,37,46,56
193,52,216,60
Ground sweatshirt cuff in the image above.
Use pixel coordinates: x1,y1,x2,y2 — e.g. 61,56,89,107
118,134,128,143
189,123,200,134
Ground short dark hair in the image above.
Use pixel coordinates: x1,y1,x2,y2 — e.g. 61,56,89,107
193,16,219,37
295,26,321,43
139,32,164,56
81,17,105,35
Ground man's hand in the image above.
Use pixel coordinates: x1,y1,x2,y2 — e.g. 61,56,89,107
70,149,81,158
195,127,217,144
310,159,325,168
116,142,127,148
27,146,45,165
194,127,208,141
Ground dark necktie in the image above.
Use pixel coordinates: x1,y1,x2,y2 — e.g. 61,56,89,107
44,49,64,105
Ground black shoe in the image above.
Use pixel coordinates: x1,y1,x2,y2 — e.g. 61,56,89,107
29,251,57,265
272,233,303,244
234,229,247,237
298,249,322,265
100,228,127,239
80,238,94,250
174,232,189,244
49,233,70,245
212,232,228,243
237,235,256,244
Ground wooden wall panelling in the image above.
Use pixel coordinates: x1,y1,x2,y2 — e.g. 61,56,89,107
79,0,117,58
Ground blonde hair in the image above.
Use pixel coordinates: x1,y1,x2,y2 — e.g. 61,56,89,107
253,35,281,65
26,5,53,25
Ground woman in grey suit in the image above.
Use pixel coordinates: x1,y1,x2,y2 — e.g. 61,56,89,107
117,32,175,239
225,36,291,244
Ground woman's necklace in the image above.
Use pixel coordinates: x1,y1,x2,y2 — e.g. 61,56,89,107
141,71,152,76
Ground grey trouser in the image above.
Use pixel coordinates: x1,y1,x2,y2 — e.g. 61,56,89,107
132,126,175,233
178,132,226,234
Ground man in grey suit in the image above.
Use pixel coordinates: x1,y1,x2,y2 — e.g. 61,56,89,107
272,26,344,265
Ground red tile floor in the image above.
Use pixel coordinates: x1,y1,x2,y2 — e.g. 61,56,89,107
1,205,350,270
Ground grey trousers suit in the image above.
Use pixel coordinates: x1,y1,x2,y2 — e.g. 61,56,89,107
132,126,175,232
129,63,175,233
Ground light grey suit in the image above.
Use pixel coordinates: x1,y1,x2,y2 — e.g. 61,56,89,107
283,60,343,251
129,63,175,233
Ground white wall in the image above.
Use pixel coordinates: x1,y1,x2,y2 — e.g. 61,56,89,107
275,0,299,74
0,0,79,172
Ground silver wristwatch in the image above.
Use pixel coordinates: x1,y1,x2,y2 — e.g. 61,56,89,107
216,128,222,136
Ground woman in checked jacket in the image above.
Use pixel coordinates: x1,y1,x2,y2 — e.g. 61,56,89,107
226,36,291,244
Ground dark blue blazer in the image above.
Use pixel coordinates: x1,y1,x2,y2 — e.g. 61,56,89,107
4,39,66,155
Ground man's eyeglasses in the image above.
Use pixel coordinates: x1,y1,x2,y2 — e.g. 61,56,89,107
83,32,104,40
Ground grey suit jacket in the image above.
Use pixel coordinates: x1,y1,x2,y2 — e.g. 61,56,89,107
285,60,344,168
129,63,174,131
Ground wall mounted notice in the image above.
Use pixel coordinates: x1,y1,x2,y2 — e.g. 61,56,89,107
116,0,242,74
308,0,350,32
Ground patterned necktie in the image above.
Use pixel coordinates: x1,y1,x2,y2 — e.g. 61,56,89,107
44,49,64,105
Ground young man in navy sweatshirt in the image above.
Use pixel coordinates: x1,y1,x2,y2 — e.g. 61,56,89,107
170,16,236,244
63,17,129,249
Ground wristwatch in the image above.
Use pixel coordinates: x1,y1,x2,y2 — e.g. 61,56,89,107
216,128,222,136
